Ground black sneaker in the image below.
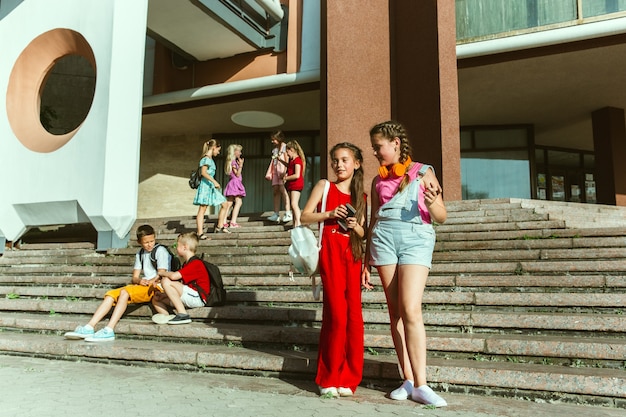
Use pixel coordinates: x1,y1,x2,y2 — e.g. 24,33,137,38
167,313,192,325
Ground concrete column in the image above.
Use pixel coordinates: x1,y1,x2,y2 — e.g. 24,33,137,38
321,0,391,192
389,0,461,200
592,107,626,206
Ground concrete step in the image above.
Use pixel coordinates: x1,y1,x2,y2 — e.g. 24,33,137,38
0,332,623,403
1,285,624,311
2,313,625,365
1,299,624,336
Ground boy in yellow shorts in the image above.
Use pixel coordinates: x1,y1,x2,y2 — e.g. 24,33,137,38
64,224,172,342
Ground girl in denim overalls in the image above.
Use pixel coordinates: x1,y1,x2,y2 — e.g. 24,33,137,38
362,121,448,407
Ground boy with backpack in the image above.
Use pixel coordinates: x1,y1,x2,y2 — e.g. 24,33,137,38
64,224,175,342
151,232,215,324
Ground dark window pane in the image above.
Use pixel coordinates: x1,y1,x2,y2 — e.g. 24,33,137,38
475,129,528,149
460,130,472,150
547,150,580,168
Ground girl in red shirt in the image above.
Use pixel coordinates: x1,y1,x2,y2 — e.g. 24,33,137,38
282,140,306,227
300,142,366,398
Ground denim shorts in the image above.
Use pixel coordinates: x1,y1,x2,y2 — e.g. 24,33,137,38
369,219,436,268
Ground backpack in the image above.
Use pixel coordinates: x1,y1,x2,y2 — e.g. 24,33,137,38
141,243,181,272
189,255,227,307
189,167,201,189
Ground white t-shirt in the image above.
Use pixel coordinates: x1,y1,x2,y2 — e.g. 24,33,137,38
132,244,171,279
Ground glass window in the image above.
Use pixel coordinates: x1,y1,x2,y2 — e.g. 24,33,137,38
583,0,626,17
547,150,580,168
456,0,576,41
583,153,595,169
551,175,566,201
461,151,531,199
475,129,528,149
460,130,472,150
535,148,545,164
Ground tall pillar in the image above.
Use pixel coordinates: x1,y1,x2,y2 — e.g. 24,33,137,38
592,107,626,206
389,0,461,200
322,1,391,191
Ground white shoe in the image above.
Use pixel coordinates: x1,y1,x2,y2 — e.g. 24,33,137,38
338,387,353,397
412,385,447,407
267,213,279,222
282,212,293,223
319,386,338,397
390,380,413,400
151,313,175,324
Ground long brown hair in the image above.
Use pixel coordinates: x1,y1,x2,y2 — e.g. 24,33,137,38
369,121,413,194
286,140,306,177
329,142,366,260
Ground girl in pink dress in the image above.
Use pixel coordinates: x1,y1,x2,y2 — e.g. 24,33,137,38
223,144,246,229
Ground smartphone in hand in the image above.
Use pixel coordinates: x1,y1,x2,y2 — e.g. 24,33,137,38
337,203,356,231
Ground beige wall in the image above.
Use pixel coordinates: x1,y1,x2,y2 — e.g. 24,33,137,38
137,134,215,219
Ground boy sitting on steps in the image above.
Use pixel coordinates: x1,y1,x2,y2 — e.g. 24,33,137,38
151,232,210,324
64,224,171,342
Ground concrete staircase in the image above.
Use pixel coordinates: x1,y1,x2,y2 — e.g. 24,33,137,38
0,199,625,408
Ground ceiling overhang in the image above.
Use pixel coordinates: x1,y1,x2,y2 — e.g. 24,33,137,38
147,0,286,62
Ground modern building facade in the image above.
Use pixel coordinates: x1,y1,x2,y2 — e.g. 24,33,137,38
1,0,624,248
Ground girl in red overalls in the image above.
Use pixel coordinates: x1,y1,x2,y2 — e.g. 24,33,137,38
300,142,366,398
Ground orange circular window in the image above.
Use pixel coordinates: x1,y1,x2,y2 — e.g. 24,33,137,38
6,28,96,153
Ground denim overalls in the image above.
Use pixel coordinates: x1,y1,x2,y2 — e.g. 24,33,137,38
369,164,437,268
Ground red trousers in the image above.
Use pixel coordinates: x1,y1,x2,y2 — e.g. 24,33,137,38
315,228,364,391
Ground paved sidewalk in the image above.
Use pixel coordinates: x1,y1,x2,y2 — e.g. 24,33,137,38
0,354,622,417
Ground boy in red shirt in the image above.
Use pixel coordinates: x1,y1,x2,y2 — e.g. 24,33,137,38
152,232,210,324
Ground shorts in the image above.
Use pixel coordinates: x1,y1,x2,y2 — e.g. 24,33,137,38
181,285,205,308
105,284,155,304
369,220,436,268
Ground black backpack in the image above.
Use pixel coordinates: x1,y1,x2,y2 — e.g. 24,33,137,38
141,243,181,272
189,167,201,189
189,255,227,307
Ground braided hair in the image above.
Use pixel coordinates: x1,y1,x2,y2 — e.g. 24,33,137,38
369,120,413,194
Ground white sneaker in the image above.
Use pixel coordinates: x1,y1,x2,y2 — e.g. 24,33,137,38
319,386,338,398
281,212,293,223
412,385,447,407
151,313,175,324
338,387,353,397
267,213,279,222
390,380,413,400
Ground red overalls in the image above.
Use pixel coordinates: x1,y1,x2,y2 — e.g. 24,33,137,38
315,182,364,392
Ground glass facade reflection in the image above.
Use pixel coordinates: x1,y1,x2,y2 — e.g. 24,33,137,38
461,127,532,200
457,0,626,43
462,153,531,199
